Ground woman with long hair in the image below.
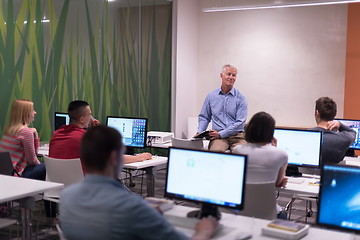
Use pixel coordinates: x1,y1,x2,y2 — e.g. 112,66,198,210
0,99,45,180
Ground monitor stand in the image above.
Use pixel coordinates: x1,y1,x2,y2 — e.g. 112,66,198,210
286,166,302,177
187,203,221,220
345,148,357,157
125,146,135,155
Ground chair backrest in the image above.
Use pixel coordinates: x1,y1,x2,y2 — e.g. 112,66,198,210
43,156,84,198
239,182,277,220
171,137,204,150
0,152,16,176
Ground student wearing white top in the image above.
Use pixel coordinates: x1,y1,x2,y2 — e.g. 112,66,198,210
233,112,288,218
233,112,288,187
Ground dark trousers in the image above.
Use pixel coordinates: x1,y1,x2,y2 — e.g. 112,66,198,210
22,163,46,180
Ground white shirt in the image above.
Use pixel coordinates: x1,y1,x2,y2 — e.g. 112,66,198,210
233,143,288,183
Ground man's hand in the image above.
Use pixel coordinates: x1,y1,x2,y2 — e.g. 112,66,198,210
327,121,340,131
90,118,100,127
192,216,218,240
208,130,221,140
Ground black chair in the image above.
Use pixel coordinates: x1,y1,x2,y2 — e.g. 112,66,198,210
0,152,20,236
0,152,19,176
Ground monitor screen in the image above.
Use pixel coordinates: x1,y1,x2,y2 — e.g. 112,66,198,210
54,112,70,131
335,119,360,150
317,164,360,233
273,128,323,168
106,116,148,148
165,147,247,213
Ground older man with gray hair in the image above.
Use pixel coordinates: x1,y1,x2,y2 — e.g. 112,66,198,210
196,64,248,152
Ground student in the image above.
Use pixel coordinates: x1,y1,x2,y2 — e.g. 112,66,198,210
60,125,218,240
47,100,152,219
196,64,248,152
312,97,356,165
233,112,288,187
49,100,152,163
233,112,288,218
0,99,45,180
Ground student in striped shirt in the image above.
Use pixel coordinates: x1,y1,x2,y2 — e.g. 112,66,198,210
0,99,45,180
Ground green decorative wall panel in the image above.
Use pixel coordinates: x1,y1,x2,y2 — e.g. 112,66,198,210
0,0,172,140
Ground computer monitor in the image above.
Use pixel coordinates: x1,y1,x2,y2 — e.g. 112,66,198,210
335,119,360,154
317,164,360,233
165,147,247,219
106,116,148,148
273,128,323,168
54,112,70,131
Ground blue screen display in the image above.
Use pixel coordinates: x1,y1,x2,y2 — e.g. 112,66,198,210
318,165,360,232
336,119,360,150
106,117,147,148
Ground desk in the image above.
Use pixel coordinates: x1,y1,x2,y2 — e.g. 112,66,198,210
0,175,64,240
147,139,210,149
342,156,360,167
165,205,352,239
278,175,320,218
280,175,320,196
38,146,49,156
123,156,167,197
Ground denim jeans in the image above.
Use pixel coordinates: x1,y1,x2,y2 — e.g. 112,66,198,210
22,162,46,180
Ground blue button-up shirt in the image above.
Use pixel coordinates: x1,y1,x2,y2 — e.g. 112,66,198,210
198,87,248,139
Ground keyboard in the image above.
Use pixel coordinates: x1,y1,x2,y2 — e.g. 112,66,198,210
287,178,305,184
167,215,200,229
166,215,224,234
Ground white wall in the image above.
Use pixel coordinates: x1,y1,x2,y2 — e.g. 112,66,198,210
173,0,199,138
173,1,348,137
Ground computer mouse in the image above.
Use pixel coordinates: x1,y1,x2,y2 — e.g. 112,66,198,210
234,232,252,240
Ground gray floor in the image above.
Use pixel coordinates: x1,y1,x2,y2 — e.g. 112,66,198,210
0,168,319,239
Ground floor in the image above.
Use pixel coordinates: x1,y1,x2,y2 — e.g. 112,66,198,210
0,168,318,240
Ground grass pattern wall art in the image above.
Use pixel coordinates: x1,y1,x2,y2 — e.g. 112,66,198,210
0,0,171,140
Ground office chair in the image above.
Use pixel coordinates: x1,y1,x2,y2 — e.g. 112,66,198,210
0,152,20,237
0,152,20,176
43,156,84,202
238,182,277,220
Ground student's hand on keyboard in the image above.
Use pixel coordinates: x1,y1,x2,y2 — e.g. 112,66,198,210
193,216,218,240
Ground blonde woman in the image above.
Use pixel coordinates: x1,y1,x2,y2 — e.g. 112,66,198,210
0,99,45,180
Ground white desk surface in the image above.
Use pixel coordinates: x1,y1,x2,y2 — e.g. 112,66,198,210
165,205,352,240
123,156,168,170
342,156,360,167
148,139,210,149
280,175,320,196
149,142,172,148
0,175,64,203
38,146,49,156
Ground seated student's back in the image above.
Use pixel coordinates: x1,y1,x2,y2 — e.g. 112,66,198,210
61,175,186,240
234,143,287,183
60,125,218,240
